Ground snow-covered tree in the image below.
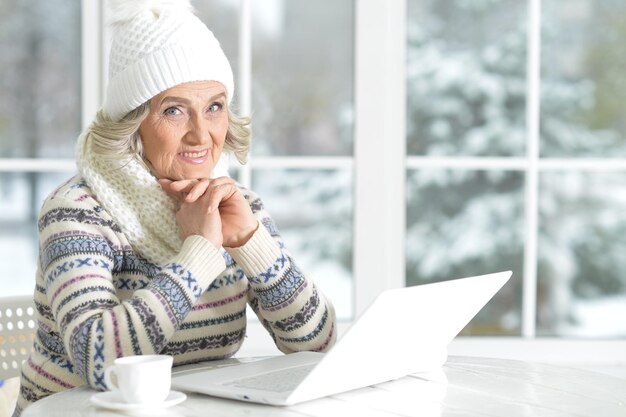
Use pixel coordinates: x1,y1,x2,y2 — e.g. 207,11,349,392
406,0,626,336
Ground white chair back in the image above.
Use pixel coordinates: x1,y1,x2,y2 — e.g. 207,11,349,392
0,296,36,380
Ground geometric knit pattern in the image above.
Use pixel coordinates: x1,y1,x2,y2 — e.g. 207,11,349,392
12,175,336,417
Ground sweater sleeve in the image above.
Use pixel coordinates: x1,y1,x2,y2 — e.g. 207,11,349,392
225,189,337,354
39,195,226,390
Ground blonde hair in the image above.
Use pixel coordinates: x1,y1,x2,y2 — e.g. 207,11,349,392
86,102,251,166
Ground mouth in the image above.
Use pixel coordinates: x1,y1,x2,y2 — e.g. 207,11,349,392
177,149,209,164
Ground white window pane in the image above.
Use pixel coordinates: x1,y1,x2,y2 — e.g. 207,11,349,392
407,0,527,157
0,172,73,296
538,172,626,337
252,169,353,320
0,1,81,158
406,169,523,335
250,0,354,156
541,0,626,157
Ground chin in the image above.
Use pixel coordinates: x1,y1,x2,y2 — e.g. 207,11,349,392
159,161,215,181
181,167,214,180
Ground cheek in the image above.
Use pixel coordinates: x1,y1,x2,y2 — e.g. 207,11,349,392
141,135,162,166
139,123,180,174
146,150,181,179
214,118,229,146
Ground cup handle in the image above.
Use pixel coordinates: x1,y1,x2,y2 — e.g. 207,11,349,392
104,366,118,391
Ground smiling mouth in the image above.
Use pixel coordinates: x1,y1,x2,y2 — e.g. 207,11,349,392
179,149,208,158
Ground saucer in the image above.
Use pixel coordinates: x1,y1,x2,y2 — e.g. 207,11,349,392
90,390,187,412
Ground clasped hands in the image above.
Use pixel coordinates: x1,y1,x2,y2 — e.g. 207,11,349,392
159,177,258,248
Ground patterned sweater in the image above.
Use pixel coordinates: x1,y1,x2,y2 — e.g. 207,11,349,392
14,175,336,416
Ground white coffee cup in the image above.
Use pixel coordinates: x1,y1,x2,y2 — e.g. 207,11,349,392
104,354,173,404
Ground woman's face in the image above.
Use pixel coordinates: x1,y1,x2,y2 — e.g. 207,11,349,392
139,80,229,180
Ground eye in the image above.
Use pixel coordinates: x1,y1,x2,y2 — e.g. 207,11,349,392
163,106,181,116
208,102,223,113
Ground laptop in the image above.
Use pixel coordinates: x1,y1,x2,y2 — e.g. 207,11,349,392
171,270,512,405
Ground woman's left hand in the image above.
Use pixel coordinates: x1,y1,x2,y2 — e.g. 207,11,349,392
159,177,258,247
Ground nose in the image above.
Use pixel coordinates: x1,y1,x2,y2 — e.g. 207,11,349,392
185,113,212,146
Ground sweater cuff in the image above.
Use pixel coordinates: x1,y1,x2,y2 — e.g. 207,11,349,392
225,220,281,276
174,235,226,286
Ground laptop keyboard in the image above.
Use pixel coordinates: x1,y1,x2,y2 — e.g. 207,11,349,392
225,364,316,393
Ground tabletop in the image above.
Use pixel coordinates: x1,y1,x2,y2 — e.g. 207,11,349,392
21,355,626,417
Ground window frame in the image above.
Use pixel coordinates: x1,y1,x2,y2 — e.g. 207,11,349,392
0,0,624,363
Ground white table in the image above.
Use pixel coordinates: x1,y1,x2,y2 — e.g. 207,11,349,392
22,356,626,417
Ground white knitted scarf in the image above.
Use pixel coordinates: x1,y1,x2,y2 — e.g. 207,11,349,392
75,130,229,266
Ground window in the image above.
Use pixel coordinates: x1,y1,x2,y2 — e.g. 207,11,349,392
0,1,81,296
406,0,626,338
247,0,354,319
538,0,626,337
405,0,527,335
2,1,625,355
198,0,355,319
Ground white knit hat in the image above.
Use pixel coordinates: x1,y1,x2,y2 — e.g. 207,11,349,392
103,0,234,121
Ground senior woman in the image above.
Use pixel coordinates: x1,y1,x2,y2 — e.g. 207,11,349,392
12,1,336,416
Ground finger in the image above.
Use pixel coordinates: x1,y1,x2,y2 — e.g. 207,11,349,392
201,177,237,210
205,176,238,193
166,179,206,202
169,179,199,192
210,175,232,183
185,178,212,203
158,179,184,200
205,182,238,213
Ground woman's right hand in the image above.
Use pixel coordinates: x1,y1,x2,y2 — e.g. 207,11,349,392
159,179,223,248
